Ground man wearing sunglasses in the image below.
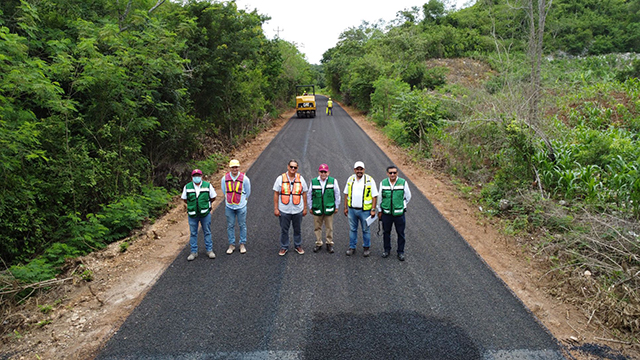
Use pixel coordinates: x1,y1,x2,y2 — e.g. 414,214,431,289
273,159,309,256
307,163,341,253
377,165,412,261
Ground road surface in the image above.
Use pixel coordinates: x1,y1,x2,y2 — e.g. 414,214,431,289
97,96,567,359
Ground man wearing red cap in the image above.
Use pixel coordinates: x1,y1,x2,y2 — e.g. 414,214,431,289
181,169,217,261
307,163,341,253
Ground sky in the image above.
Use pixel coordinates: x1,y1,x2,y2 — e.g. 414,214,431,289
234,0,475,65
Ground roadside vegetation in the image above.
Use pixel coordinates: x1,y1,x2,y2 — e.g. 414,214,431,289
0,0,317,302
322,0,640,344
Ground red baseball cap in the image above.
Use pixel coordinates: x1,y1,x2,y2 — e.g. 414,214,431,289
191,169,203,176
318,163,329,172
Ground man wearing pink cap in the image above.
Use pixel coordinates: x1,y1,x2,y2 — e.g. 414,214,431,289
181,169,217,261
307,164,341,253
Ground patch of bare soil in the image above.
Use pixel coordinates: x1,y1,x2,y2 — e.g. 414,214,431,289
2,85,638,359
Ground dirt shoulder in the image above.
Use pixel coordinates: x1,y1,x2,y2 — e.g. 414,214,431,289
1,107,637,360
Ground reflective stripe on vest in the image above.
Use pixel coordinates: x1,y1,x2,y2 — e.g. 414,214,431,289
186,181,212,217
381,178,406,216
280,173,303,205
225,172,245,205
311,177,335,215
347,174,374,210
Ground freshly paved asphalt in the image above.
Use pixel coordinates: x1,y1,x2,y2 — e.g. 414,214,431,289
97,97,568,359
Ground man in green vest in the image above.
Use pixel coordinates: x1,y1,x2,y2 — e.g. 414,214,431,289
377,165,412,261
307,163,341,253
181,169,217,261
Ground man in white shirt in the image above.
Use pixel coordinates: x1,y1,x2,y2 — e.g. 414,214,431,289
273,160,309,256
343,161,378,257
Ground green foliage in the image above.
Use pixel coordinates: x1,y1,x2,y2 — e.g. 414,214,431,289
119,241,129,253
194,153,229,176
1,0,298,278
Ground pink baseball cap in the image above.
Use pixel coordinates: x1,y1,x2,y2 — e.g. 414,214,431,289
318,164,329,172
191,169,203,175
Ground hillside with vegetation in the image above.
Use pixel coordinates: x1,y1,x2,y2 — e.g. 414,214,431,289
322,0,640,345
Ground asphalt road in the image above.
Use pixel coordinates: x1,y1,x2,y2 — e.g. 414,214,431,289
97,96,568,359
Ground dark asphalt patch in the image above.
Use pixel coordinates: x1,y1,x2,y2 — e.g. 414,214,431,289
303,311,481,360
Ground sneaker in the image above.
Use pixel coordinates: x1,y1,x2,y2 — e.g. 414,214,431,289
326,244,334,253
295,246,305,255
398,253,406,261
278,248,288,256
240,244,247,254
187,252,197,261
381,251,390,258
313,245,322,253
226,245,235,254
363,247,371,257
207,251,216,259
346,248,355,256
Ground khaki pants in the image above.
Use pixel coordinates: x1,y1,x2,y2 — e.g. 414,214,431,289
313,214,334,246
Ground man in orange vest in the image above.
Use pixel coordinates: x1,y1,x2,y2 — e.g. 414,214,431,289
221,159,251,255
273,159,309,256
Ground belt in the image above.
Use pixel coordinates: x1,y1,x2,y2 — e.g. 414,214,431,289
349,207,363,210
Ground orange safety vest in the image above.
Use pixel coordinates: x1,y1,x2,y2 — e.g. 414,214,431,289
225,172,245,205
280,173,303,205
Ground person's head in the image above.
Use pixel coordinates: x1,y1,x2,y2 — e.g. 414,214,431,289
229,159,240,176
353,161,365,179
191,169,203,184
287,159,299,176
318,163,329,180
386,165,398,182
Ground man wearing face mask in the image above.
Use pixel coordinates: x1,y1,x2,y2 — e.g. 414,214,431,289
181,169,217,261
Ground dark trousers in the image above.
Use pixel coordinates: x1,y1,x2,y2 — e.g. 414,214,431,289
279,211,303,249
381,213,406,254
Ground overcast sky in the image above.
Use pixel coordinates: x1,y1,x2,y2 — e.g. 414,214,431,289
234,0,476,64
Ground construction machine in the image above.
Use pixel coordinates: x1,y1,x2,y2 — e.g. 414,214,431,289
295,85,316,118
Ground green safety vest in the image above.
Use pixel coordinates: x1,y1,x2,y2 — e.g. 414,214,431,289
380,178,406,216
347,174,374,211
311,177,336,215
186,181,212,218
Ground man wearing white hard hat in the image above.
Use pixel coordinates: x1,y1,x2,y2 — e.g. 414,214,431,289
181,169,217,261
221,159,251,254
343,161,378,257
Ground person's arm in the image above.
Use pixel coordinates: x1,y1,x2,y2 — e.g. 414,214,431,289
209,183,216,203
244,177,251,200
404,182,412,208
301,177,308,216
343,179,349,216
273,191,280,217
377,181,383,218
369,179,378,217
334,179,341,214
307,180,313,210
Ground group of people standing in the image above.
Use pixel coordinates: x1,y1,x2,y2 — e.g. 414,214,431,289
182,159,411,262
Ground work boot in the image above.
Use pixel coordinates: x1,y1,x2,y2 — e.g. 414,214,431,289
326,244,334,253
363,247,371,257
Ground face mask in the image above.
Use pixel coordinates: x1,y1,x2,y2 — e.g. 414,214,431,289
192,176,202,184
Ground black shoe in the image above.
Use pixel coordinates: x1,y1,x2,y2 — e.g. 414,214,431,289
363,247,370,257
313,245,322,253
381,252,389,258
327,244,334,253
346,248,355,256
398,253,405,261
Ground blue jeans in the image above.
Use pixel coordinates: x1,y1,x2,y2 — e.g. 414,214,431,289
279,212,303,249
381,213,406,254
225,206,247,245
348,208,371,249
188,213,212,253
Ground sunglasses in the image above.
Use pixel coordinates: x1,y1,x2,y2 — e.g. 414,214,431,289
319,171,327,173
388,171,397,174
289,166,298,169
